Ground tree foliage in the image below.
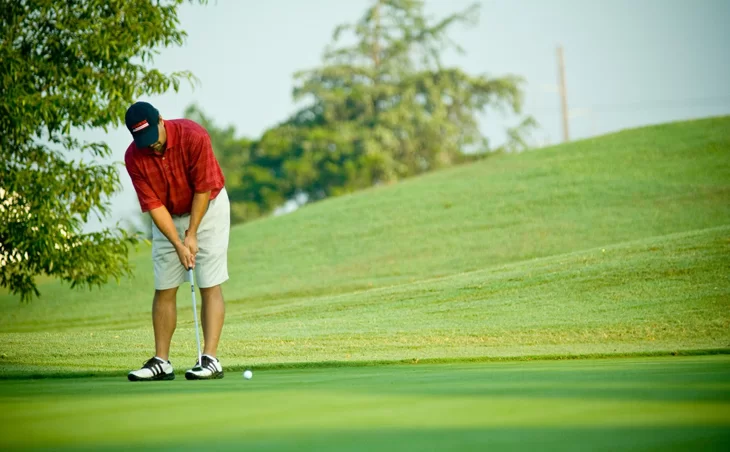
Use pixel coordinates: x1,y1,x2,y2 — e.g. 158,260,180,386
184,105,275,224
0,0,205,302
204,0,533,220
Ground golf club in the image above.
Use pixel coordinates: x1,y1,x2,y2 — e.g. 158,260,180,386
188,267,203,370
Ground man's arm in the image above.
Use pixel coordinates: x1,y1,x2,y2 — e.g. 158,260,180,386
183,126,224,255
183,191,211,256
125,152,163,213
187,191,211,237
149,205,194,269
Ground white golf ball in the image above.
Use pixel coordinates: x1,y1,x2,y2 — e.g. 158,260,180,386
243,370,253,380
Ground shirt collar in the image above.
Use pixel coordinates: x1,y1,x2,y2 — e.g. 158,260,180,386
164,121,177,150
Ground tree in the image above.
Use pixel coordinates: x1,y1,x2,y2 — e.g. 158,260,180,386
183,105,277,224
1,0,205,302
119,212,153,241
269,0,534,200
184,1,534,223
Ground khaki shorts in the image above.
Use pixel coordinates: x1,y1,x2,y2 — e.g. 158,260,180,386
151,187,230,290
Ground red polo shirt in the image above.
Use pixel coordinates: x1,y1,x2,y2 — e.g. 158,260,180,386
124,119,225,215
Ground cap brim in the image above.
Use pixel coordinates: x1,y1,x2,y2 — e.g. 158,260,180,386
133,126,159,149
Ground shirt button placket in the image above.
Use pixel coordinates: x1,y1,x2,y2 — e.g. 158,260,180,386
161,156,173,210
162,157,172,185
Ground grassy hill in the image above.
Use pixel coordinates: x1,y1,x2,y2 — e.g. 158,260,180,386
1,116,729,375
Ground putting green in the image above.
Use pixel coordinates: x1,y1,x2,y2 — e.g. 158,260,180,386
1,355,728,451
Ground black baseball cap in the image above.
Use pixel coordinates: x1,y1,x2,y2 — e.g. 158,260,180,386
125,101,160,148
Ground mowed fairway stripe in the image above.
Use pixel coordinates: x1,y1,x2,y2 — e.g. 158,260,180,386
1,356,729,450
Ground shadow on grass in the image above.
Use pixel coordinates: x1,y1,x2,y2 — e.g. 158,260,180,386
1,348,728,380
2,354,729,407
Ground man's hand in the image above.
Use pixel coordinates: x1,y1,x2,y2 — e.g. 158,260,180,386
186,191,210,260
174,241,195,269
184,230,199,256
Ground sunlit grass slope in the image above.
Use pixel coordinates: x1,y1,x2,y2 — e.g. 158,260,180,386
0,116,728,373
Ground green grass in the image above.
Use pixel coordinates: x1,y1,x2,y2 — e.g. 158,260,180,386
0,117,729,450
1,116,728,372
1,225,728,376
1,356,729,451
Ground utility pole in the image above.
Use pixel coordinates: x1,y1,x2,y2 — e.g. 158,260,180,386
557,45,569,142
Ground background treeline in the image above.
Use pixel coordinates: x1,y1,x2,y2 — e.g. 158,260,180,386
185,0,534,224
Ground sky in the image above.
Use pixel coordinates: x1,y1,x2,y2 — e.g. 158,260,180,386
82,0,730,230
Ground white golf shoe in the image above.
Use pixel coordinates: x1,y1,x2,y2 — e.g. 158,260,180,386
185,354,224,380
128,356,175,381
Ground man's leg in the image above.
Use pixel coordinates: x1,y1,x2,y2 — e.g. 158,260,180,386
153,287,178,360
129,213,186,381
128,286,179,381
200,284,225,357
185,188,228,379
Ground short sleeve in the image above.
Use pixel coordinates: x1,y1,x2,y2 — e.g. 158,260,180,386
188,132,223,193
124,148,163,213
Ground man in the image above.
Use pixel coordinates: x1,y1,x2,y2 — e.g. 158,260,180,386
123,101,230,381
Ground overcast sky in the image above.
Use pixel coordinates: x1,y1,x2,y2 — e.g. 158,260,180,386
81,0,730,230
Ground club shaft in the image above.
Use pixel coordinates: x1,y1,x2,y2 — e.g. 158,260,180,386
189,268,202,367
